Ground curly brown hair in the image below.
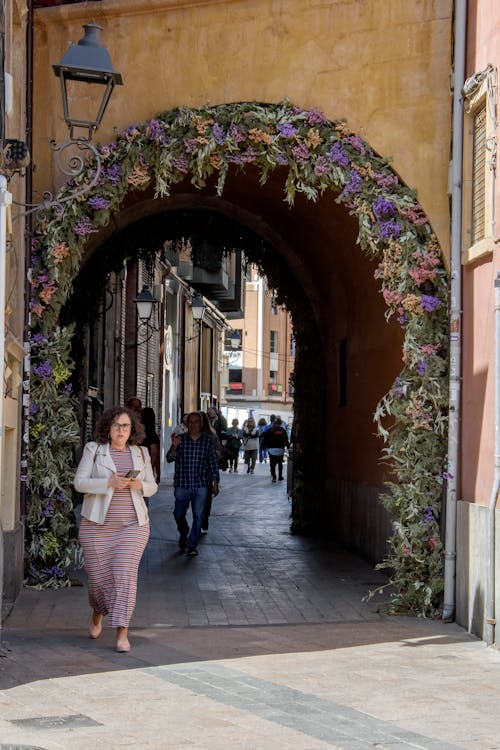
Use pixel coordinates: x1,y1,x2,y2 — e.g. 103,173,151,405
94,406,145,446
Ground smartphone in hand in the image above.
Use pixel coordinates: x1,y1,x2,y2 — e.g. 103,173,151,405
125,470,140,478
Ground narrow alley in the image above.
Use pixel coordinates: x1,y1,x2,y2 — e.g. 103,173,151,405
1,466,500,749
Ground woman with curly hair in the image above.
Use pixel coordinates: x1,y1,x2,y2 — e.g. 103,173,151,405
74,406,158,653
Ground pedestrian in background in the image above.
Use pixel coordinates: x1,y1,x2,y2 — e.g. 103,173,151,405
257,417,269,464
242,416,259,474
141,406,161,483
74,406,158,653
225,418,243,472
166,411,219,556
261,416,289,483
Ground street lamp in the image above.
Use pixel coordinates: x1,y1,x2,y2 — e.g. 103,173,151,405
230,330,241,349
191,294,206,322
52,22,123,142
133,285,157,322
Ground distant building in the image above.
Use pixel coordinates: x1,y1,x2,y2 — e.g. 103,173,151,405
223,267,294,426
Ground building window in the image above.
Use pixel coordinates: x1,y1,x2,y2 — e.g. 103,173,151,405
270,330,278,353
271,303,278,315
462,65,497,264
269,369,278,384
229,368,242,383
290,334,296,357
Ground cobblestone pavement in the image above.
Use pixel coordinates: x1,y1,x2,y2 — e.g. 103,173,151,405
1,462,500,749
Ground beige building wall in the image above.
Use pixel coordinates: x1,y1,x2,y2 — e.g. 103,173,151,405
33,0,452,260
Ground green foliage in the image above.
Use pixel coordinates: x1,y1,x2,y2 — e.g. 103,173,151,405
29,101,448,615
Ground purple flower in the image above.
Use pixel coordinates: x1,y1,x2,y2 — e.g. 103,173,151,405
291,143,311,164
378,219,402,239
229,124,245,143
33,358,52,380
31,333,47,345
373,196,396,220
241,146,257,163
277,123,298,139
420,295,442,313
314,155,330,176
343,134,367,155
64,383,73,393
212,123,226,145
74,217,98,236
306,107,327,125
394,376,406,399
276,154,289,165
29,402,40,415
441,471,454,480
148,118,169,145
421,506,436,525
43,566,65,578
329,142,349,166
397,312,407,326
184,138,200,154
42,502,55,518
37,273,49,284
343,169,363,194
373,172,399,189
105,163,122,186
87,195,111,211
417,360,427,375
172,154,190,173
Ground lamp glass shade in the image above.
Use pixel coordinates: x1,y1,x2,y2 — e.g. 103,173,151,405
191,295,206,321
230,331,242,349
134,285,155,321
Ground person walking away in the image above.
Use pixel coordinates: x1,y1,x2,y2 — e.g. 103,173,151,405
141,406,161,482
261,416,289,482
242,417,259,474
166,411,219,555
74,406,158,653
225,418,242,472
257,417,269,463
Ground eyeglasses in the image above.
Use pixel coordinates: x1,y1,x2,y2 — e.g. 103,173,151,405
111,423,132,431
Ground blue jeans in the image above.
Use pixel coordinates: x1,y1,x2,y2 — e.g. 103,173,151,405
173,486,208,549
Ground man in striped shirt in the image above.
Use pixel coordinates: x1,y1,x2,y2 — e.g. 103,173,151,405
167,411,219,556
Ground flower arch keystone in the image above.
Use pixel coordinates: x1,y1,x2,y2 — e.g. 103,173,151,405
28,101,449,616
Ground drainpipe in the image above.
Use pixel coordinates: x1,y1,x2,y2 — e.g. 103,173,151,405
442,0,467,623
486,274,500,646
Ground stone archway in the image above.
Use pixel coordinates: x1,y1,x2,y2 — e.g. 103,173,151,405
28,101,449,616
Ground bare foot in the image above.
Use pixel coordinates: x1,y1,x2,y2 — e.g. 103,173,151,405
88,610,103,639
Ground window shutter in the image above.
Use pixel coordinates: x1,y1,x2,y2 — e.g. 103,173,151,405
471,101,487,244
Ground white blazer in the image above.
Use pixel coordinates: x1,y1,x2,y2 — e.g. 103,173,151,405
74,441,158,526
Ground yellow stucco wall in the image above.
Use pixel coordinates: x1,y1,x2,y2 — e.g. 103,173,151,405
33,0,452,259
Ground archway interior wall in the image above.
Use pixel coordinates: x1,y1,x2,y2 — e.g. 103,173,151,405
34,0,452,257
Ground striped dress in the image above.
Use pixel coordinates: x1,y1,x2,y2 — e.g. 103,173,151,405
78,446,150,628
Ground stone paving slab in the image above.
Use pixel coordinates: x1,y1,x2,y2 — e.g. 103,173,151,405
1,463,500,749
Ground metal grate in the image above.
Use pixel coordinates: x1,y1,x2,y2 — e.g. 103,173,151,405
471,101,487,244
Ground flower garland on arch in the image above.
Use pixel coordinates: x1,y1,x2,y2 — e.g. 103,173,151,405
28,100,449,616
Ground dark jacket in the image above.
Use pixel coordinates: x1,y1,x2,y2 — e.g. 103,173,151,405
261,425,289,451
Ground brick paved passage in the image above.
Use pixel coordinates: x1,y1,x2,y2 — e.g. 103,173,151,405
2,461,500,749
